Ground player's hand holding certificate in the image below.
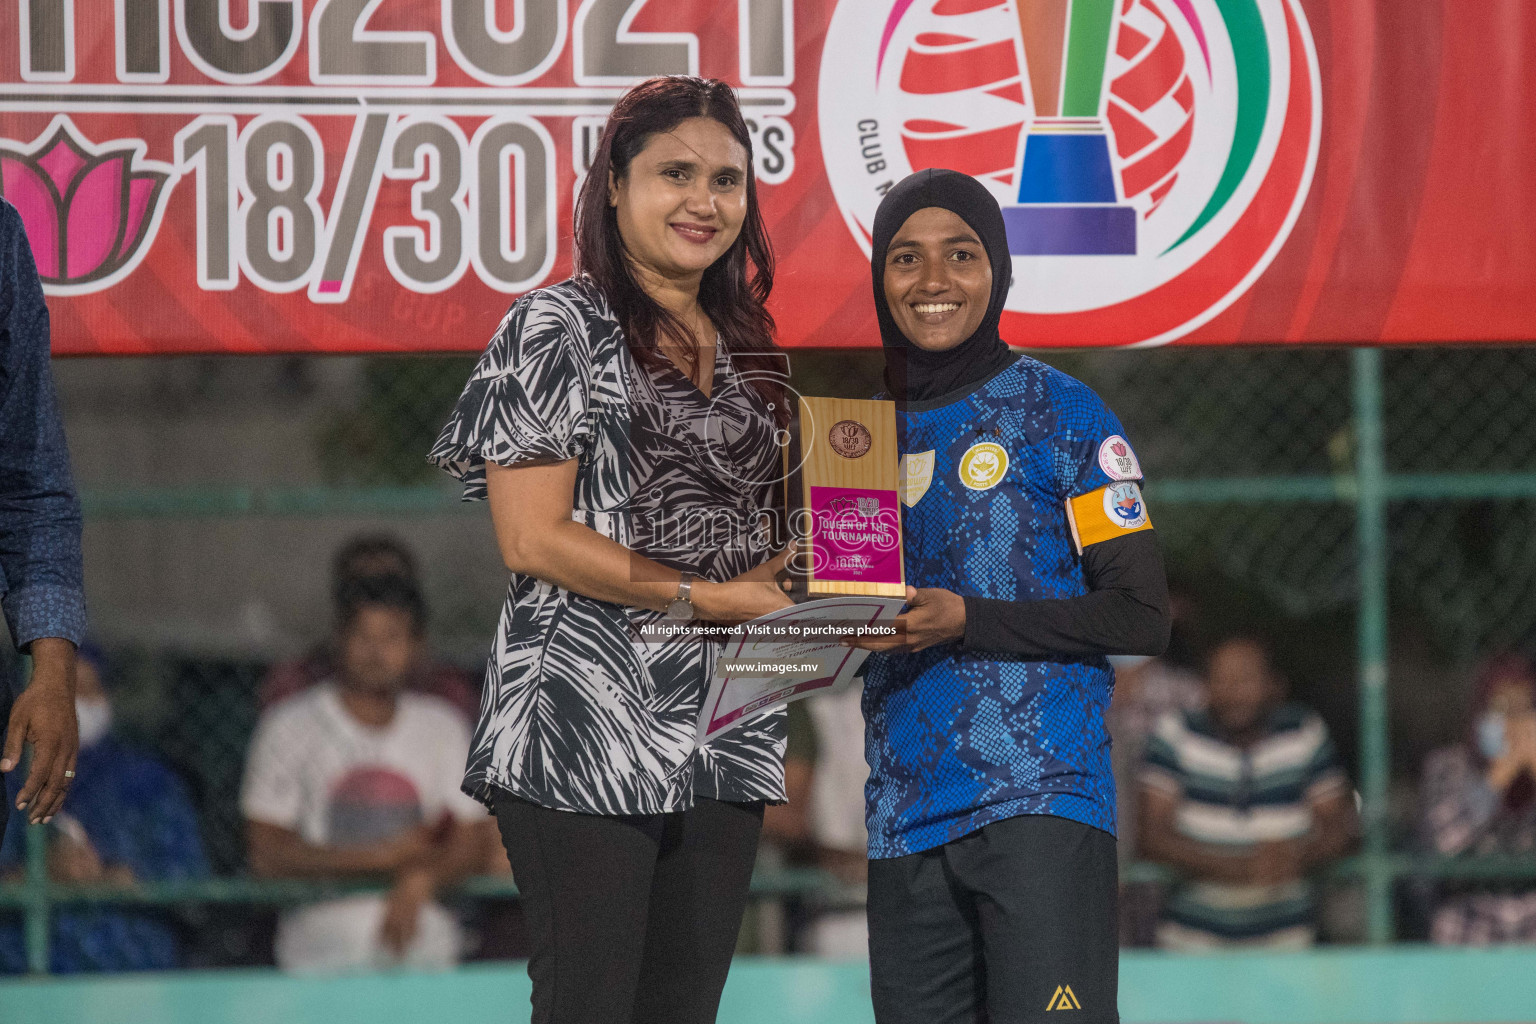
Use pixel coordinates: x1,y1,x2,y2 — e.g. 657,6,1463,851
695,595,906,747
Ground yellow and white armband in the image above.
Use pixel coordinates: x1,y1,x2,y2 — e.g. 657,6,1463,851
1064,482,1154,555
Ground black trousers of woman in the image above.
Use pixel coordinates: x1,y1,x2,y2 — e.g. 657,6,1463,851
494,793,765,1024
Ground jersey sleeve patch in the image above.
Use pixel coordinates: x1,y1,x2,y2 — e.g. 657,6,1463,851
1064,482,1154,554
1097,435,1143,481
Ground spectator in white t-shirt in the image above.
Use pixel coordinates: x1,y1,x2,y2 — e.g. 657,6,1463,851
241,575,496,972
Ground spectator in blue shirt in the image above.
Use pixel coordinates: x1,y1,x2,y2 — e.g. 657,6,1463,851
0,196,85,833
1,647,208,972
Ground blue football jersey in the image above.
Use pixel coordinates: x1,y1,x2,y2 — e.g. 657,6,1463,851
863,356,1146,858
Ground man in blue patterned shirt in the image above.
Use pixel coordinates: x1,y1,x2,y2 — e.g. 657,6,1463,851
852,171,1169,1024
0,197,85,834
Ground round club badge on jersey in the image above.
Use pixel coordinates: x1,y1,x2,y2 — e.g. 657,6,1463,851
1098,436,1142,481
1104,482,1149,529
959,442,1009,491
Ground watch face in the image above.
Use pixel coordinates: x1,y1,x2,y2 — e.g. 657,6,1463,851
666,599,694,621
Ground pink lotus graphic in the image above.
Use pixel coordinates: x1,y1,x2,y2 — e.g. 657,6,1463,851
0,116,175,293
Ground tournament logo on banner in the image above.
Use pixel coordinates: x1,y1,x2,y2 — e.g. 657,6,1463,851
819,0,1321,346
0,116,176,295
0,0,799,351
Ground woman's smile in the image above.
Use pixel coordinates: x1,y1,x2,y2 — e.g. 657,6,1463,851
910,300,963,324
670,221,719,245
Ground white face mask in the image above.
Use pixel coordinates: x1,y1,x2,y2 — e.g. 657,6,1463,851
75,697,113,749
1477,712,1507,760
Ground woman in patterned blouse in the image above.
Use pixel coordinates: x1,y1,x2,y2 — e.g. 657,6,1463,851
1418,655,1536,943
431,77,795,1023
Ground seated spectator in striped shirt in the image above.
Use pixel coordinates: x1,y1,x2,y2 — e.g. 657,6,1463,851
1137,635,1357,949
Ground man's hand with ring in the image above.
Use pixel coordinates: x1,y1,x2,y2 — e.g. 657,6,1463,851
1,638,80,824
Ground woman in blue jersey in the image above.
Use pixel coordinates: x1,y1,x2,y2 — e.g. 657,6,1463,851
850,168,1171,1024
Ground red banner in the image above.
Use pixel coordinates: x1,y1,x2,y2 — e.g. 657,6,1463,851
1,0,1532,353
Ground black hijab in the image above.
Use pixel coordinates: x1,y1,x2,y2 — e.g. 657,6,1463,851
872,168,1016,405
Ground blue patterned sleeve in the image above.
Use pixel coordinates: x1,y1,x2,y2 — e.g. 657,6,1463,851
1044,372,1144,501
0,199,85,648
959,365,1168,657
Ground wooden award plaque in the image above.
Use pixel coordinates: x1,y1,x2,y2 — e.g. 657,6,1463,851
792,396,905,598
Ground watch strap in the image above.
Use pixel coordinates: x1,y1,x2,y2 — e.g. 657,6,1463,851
667,572,696,619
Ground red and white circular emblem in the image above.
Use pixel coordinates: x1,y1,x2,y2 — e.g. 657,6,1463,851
818,0,1321,347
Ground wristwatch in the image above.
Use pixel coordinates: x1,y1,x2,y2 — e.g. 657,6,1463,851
667,572,696,620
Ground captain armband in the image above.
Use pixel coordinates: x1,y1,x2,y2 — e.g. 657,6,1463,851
1063,482,1154,555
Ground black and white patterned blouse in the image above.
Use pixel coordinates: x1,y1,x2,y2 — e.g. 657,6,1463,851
429,277,787,815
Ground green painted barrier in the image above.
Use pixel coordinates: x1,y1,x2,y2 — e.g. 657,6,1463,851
2,949,1534,1024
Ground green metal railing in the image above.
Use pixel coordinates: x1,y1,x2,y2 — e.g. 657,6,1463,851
1353,348,1392,943
7,347,1536,972
0,867,870,909
8,855,1536,912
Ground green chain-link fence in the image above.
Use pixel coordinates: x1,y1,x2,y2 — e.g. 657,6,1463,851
6,343,1536,972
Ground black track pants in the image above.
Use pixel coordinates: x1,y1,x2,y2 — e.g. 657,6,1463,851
494,793,764,1024
868,814,1120,1024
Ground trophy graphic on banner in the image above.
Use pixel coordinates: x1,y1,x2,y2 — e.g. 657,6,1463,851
785,397,905,598
1003,0,1137,256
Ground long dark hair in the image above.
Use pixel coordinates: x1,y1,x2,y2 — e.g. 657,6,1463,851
574,76,787,422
